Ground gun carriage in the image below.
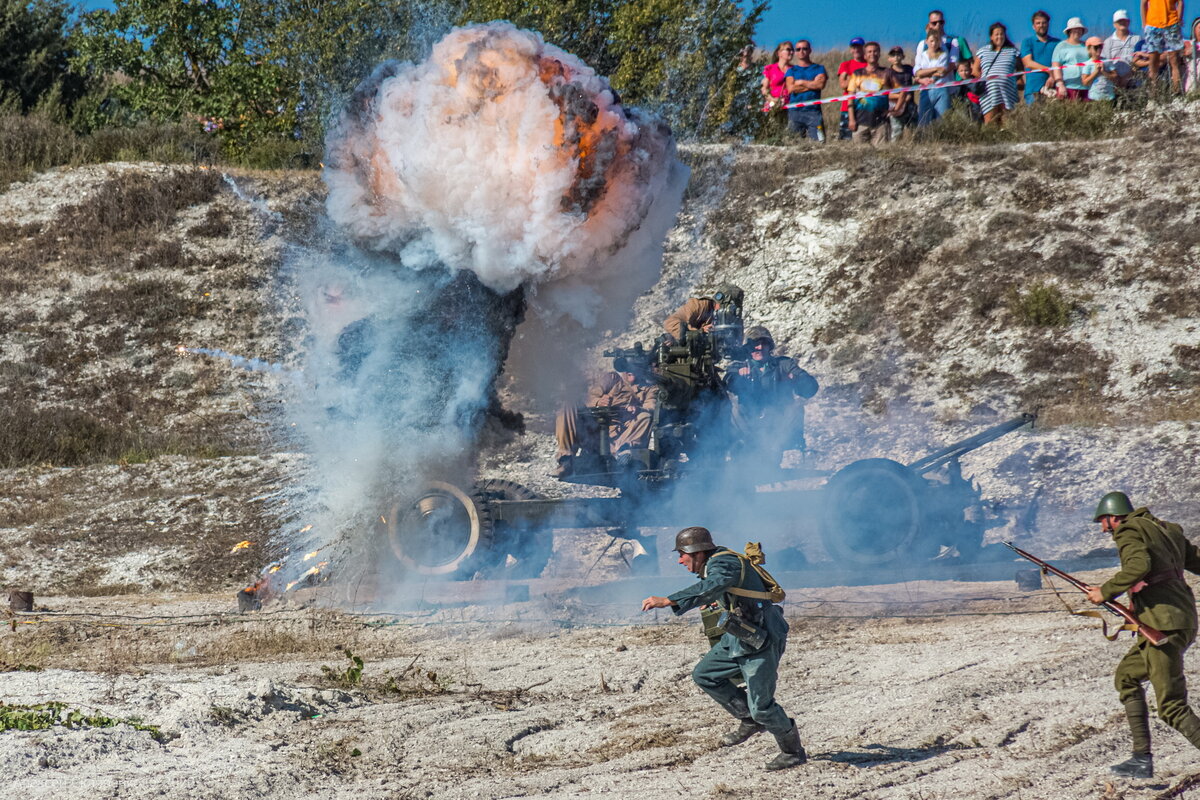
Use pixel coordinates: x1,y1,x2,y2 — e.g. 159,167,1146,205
384,290,1035,580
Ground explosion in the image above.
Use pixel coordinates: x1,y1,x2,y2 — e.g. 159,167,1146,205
272,23,684,598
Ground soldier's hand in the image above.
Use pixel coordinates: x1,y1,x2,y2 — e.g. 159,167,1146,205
738,366,750,377
1084,585,1104,604
641,596,673,611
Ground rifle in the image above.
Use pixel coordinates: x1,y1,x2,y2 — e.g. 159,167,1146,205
1004,541,1167,646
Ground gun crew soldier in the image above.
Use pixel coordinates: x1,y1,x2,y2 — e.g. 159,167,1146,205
1084,492,1200,778
725,326,818,460
641,527,805,771
661,285,741,345
554,357,658,477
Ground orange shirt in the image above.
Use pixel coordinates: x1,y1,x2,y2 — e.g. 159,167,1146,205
1145,0,1181,28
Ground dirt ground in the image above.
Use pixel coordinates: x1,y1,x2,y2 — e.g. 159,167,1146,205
5,570,1200,799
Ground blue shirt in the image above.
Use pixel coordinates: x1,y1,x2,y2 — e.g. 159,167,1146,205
785,63,826,103
1020,34,1061,96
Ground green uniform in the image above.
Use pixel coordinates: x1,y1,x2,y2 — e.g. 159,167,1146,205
668,550,792,735
1100,508,1200,755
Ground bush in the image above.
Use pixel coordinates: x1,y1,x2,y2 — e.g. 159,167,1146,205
1007,282,1073,327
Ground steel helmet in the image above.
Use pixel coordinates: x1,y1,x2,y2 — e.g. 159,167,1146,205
1093,491,1135,522
744,325,774,347
673,526,717,553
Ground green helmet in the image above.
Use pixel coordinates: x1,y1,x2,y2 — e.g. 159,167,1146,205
1093,491,1135,522
673,526,717,554
744,325,774,347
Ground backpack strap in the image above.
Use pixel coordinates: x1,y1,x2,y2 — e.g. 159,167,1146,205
712,548,786,603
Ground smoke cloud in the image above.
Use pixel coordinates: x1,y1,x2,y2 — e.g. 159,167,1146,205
274,22,686,594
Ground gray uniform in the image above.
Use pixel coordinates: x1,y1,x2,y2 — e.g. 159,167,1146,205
668,550,792,734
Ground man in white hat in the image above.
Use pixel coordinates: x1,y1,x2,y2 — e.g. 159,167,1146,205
1052,17,1092,98
1140,0,1186,91
1103,10,1151,96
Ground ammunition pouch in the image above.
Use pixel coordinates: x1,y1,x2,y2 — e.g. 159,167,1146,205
717,610,767,650
700,605,725,647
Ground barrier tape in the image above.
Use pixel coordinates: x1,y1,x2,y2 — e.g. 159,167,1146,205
763,58,1110,111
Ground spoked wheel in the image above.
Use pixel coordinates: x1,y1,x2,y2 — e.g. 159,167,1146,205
478,479,552,579
819,458,937,566
387,481,495,577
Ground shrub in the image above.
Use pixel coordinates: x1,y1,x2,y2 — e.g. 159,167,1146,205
1007,282,1072,327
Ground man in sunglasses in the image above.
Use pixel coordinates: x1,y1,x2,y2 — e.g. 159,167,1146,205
916,9,972,63
725,326,818,464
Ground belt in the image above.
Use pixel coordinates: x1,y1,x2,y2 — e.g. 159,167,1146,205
1131,568,1186,594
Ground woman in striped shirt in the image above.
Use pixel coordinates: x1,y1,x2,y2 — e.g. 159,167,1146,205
973,22,1021,126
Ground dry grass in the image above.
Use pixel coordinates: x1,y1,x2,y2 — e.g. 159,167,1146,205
0,610,406,673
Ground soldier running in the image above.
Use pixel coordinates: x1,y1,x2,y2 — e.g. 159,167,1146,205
641,527,806,771
1084,491,1200,779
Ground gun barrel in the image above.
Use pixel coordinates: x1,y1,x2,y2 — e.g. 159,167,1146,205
907,413,1036,475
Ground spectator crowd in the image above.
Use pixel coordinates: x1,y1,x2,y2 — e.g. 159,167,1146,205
754,2,1200,143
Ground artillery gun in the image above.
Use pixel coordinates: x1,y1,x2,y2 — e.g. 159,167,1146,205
383,286,1035,579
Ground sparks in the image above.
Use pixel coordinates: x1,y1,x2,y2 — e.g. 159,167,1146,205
303,549,321,561
298,524,313,533
230,540,252,553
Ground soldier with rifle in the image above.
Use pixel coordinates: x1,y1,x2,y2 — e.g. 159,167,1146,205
725,326,818,459
641,527,806,771
1084,491,1200,779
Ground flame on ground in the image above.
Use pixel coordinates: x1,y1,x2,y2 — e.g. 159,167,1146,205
229,540,252,553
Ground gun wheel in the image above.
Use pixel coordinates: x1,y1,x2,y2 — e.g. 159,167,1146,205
387,481,494,576
478,479,552,579
820,458,937,565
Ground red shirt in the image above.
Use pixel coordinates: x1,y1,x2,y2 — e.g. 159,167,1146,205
837,60,868,110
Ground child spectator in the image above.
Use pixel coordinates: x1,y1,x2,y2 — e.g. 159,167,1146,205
886,46,917,138
974,22,1021,125
785,40,828,141
951,60,984,123
1020,10,1061,102
1053,18,1091,100
847,42,897,144
837,38,868,139
1083,35,1121,101
914,30,956,125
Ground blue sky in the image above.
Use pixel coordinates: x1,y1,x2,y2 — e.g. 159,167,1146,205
757,1,1167,51
76,1,1169,53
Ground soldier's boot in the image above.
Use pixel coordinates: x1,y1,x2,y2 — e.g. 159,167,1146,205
719,694,764,747
1110,754,1153,779
764,719,807,771
719,719,765,747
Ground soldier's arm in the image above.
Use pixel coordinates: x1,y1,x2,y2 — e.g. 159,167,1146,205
587,372,622,406
641,385,659,412
789,367,819,399
1100,527,1151,601
666,555,740,615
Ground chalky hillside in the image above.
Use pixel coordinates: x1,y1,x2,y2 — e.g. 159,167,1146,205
2,106,1200,797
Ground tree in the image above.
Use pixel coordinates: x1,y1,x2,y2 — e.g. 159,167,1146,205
458,0,764,138
0,0,84,113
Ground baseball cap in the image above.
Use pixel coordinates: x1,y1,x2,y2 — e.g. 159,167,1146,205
1113,9,1130,22
888,45,905,55
849,36,865,46
1085,35,1104,46
1063,16,1087,33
